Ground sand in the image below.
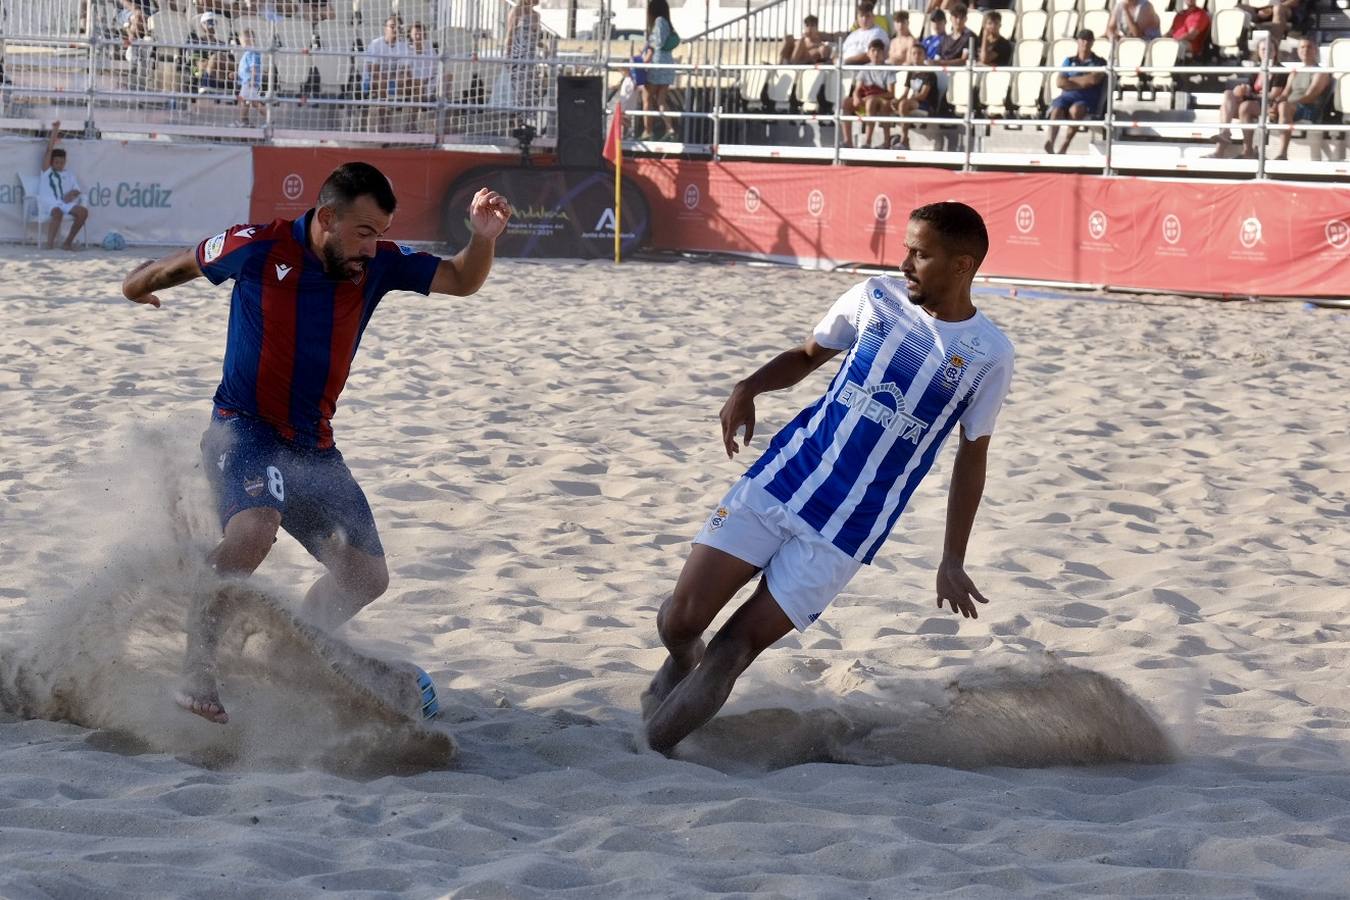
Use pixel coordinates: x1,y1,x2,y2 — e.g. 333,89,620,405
1,243,1347,897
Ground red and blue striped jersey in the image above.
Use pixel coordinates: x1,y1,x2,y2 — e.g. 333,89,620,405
195,210,441,449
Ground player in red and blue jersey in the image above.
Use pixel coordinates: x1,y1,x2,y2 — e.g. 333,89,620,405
121,162,512,724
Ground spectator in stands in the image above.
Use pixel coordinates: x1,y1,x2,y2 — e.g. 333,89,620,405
1236,0,1307,43
1211,37,1288,158
977,11,1013,67
1105,0,1162,41
191,12,235,94
842,38,898,148
922,9,947,60
506,0,544,129
236,27,264,126
939,4,977,64
1271,36,1332,160
1169,0,1211,63
38,123,89,251
780,14,835,65
893,43,937,149
842,2,891,65
640,0,679,140
365,16,407,130
869,1,895,38
1045,28,1107,154
404,22,440,105
887,11,917,66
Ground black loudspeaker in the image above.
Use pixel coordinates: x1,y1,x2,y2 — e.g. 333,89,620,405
556,75,604,167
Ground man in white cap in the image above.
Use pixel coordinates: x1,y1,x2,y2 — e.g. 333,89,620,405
191,11,235,94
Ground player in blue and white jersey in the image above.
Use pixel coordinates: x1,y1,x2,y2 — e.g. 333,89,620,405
644,202,1015,755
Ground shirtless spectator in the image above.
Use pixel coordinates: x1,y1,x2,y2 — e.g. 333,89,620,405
887,11,917,66
841,39,897,147
1169,0,1211,63
841,2,890,65
977,11,1013,67
780,14,834,65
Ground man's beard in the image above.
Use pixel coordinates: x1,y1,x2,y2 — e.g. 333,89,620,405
321,238,369,280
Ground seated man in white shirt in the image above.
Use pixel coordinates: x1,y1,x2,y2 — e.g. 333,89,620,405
38,123,88,251
364,16,409,130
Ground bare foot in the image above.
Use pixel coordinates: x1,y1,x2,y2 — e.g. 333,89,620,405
640,640,704,720
175,673,228,724
1043,139,1054,154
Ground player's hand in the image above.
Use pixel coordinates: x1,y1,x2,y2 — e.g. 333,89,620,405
718,381,756,459
935,558,989,620
468,188,512,240
123,259,162,308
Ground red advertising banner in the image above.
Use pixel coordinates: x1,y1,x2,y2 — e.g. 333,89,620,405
627,160,1350,298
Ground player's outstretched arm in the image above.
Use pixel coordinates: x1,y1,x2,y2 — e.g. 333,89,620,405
121,248,204,309
429,188,512,297
719,338,841,459
936,429,992,619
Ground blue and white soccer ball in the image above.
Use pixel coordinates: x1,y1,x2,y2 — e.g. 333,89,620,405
102,231,127,251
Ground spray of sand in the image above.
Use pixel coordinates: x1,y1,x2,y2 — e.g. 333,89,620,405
0,422,452,776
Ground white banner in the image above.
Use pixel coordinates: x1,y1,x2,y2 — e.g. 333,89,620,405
0,138,252,246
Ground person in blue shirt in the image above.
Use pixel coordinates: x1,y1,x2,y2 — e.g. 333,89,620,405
120,162,512,724
1045,29,1107,155
236,27,264,127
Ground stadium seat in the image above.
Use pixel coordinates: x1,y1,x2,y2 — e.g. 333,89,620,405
799,68,842,113
1081,0,1110,10
1017,0,1048,13
948,68,974,117
737,67,769,111
275,18,314,51
980,69,1013,115
1050,9,1079,39
1081,9,1109,38
1049,0,1078,14
1330,39,1350,70
1051,37,1078,66
1336,75,1350,117
1211,8,1247,60
1211,0,1242,10
313,51,351,97
1014,70,1046,116
1149,37,1181,92
995,11,1017,40
233,15,273,49
764,69,795,109
393,0,436,29
354,0,395,28
1115,37,1147,90
316,20,357,53
1018,9,1048,41
1156,9,1176,35
148,9,191,58
1016,39,1046,67
967,9,985,36
274,50,314,95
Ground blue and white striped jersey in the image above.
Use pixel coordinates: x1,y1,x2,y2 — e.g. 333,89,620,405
745,276,1014,564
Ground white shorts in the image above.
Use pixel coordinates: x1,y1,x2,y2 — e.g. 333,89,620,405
239,84,263,103
42,200,81,221
693,478,862,632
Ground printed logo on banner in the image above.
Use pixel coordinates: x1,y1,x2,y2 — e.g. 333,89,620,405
593,208,617,232
282,173,304,201
1015,204,1035,234
1087,210,1108,241
1325,219,1349,251
873,194,891,222
1239,216,1262,249
683,184,700,210
807,189,825,218
745,187,761,213
1162,214,1181,246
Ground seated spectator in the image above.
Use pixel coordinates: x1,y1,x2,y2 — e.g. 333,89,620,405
939,4,977,64
841,2,890,65
977,11,1013,67
236,27,264,126
780,14,835,65
922,9,947,60
1105,0,1162,41
1270,36,1332,160
887,11,916,66
1236,0,1307,42
893,43,937,149
364,15,408,129
841,38,898,147
1169,0,1211,62
869,1,895,39
37,123,89,251
1210,38,1288,158
1045,28,1107,154
190,12,234,94
403,20,439,123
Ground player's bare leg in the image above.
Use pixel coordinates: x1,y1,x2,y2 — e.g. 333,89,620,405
645,581,794,755
296,538,389,633
641,545,759,719
176,507,280,723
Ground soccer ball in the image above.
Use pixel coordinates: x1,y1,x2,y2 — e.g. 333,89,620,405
102,232,127,251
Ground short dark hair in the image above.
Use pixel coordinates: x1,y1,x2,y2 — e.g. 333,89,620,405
986,11,1002,25
868,37,886,50
803,13,818,26
910,201,989,268
896,10,910,23
951,3,968,17
317,162,397,215
51,148,67,159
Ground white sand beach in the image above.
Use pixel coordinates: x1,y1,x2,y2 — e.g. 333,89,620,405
1,245,1347,897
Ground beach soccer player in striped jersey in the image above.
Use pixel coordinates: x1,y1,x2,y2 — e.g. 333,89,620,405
121,162,512,724
644,202,1015,755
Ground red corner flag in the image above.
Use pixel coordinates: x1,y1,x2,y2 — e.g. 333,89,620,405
603,100,623,166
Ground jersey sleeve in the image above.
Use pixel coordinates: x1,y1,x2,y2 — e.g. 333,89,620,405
811,282,864,350
376,243,442,296
959,352,1013,440
196,224,263,285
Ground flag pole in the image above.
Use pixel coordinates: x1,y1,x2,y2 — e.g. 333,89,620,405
613,104,623,265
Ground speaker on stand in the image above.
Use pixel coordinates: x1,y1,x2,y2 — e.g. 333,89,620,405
555,75,604,167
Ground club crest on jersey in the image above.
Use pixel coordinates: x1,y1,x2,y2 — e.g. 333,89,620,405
243,476,266,497
709,506,730,530
942,354,966,384
837,382,928,444
203,232,226,262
